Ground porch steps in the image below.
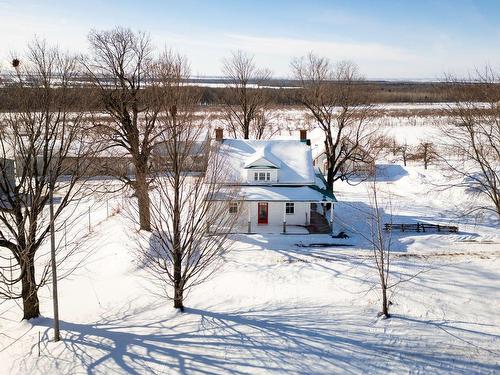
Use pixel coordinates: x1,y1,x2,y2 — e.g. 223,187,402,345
307,211,331,234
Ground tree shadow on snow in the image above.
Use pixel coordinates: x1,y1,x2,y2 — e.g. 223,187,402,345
21,303,500,374
346,164,409,184
374,164,409,182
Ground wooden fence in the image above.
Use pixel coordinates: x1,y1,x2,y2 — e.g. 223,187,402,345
384,223,458,233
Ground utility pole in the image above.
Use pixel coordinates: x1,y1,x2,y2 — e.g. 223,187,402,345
49,172,60,342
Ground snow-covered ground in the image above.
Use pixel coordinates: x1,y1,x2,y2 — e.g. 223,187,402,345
1,161,498,374
1,112,499,374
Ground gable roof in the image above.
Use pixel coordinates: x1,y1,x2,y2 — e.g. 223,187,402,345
244,154,281,169
219,139,316,185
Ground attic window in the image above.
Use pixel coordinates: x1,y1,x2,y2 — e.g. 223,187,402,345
254,172,271,181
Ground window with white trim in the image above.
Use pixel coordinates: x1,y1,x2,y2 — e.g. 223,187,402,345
229,202,238,214
251,169,273,182
285,202,295,214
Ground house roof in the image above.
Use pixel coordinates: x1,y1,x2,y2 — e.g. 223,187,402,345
212,185,337,202
152,139,209,157
244,154,281,169
219,139,316,185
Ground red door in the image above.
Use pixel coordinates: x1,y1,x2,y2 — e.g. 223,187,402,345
258,202,268,224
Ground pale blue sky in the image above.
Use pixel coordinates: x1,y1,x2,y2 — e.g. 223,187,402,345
1,0,499,79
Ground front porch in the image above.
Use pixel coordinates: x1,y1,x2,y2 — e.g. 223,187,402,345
215,185,337,235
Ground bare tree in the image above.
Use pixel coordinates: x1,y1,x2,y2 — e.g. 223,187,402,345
364,181,433,317
136,52,239,310
335,181,393,317
442,67,500,216
415,142,436,170
82,27,161,231
398,143,410,167
291,54,377,189
221,50,274,139
367,180,392,318
337,178,433,318
0,40,96,319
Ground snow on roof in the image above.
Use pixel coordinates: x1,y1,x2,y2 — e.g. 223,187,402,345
244,153,281,169
213,185,335,202
219,139,315,184
314,166,328,190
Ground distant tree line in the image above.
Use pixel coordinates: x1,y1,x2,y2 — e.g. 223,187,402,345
0,81,494,111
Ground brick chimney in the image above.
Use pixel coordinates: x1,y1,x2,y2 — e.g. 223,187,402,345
215,128,223,141
299,129,307,142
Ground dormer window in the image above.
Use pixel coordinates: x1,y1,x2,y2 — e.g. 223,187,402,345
245,155,280,184
254,172,271,181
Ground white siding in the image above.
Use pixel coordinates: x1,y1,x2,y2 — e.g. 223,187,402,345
233,201,311,230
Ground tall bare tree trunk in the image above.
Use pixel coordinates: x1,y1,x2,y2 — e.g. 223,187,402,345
173,256,184,310
172,152,184,310
327,161,335,189
21,258,40,320
380,277,389,317
135,167,151,231
244,121,250,140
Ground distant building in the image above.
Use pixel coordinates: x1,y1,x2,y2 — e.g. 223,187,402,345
0,158,16,205
59,133,211,178
312,139,375,178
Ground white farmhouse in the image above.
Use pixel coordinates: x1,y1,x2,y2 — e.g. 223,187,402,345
213,129,337,234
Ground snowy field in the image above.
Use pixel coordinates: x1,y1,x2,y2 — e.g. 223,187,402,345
1,165,498,374
1,108,499,374
204,104,459,149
